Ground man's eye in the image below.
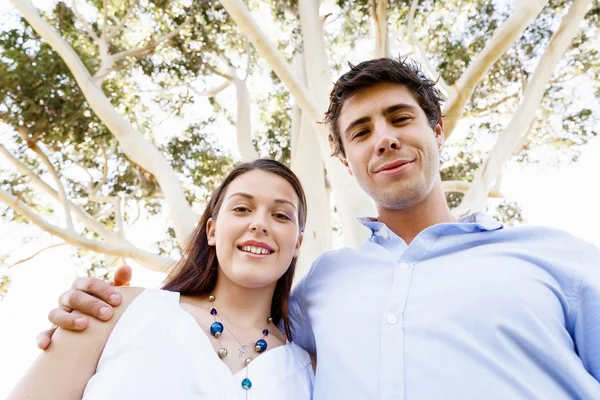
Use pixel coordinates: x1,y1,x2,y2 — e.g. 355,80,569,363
392,117,411,124
353,130,369,139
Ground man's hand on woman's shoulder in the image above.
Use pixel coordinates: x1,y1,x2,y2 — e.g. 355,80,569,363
36,265,133,350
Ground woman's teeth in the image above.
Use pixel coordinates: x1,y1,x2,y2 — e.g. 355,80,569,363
240,246,272,255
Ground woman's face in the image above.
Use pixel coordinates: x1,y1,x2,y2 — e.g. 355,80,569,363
206,170,303,290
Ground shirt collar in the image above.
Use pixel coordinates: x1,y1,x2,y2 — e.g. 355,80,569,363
357,212,503,237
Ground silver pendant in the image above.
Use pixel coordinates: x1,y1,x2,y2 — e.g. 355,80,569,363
238,344,247,358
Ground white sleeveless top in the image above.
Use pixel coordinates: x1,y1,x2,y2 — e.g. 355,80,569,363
82,289,314,400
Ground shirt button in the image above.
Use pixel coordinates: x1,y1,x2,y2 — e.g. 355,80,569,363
387,314,398,325
398,262,410,270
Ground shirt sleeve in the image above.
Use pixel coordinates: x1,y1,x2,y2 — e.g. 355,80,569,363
287,270,316,355
573,243,600,381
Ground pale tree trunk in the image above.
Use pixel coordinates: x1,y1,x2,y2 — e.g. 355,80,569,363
290,53,332,279
373,0,389,58
443,0,549,139
11,0,196,247
232,76,259,161
296,0,375,248
221,0,376,249
454,0,591,216
291,112,332,279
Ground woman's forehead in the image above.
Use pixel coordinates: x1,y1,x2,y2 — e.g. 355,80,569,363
225,170,298,205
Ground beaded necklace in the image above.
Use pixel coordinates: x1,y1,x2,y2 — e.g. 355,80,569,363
208,294,272,398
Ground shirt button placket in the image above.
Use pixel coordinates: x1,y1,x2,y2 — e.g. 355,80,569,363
380,260,414,400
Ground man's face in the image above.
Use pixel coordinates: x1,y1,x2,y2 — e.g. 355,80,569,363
337,82,444,211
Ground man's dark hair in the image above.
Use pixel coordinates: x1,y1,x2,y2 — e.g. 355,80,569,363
324,57,445,158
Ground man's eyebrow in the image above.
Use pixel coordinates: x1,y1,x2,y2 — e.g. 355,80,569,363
343,116,371,137
228,192,297,209
382,103,417,117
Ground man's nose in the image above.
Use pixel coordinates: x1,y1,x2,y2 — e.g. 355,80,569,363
375,124,401,154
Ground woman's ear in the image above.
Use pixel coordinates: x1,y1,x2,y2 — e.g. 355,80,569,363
294,233,303,258
206,218,216,246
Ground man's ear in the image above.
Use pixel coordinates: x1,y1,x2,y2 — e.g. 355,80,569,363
206,218,216,246
434,118,445,150
338,156,353,176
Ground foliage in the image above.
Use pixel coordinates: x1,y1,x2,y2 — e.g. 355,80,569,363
0,0,598,276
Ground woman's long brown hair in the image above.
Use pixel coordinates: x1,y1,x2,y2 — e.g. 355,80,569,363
162,159,307,341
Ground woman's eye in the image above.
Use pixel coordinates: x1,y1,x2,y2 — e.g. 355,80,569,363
274,213,291,221
233,206,250,213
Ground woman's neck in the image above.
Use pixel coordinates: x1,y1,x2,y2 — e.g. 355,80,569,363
209,275,276,330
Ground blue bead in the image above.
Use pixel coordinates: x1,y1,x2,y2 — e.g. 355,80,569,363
255,339,267,353
262,329,269,336
210,308,217,315
210,322,223,337
241,378,252,390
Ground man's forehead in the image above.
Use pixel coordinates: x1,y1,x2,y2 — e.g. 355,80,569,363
338,84,420,124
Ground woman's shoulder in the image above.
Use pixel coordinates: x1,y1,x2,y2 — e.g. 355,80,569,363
115,287,180,318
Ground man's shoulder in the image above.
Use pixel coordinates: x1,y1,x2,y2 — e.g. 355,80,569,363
496,224,599,268
313,245,360,265
296,246,364,288
501,224,594,248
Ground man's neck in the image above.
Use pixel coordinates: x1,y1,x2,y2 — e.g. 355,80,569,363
377,185,457,244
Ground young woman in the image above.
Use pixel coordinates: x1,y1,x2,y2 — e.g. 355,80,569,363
9,159,314,400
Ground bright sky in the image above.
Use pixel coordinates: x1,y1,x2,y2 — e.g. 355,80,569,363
1,0,600,397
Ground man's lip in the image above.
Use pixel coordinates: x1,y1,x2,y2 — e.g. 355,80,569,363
373,159,413,173
237,240,275,252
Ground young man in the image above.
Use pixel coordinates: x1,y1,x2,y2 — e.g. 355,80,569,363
39,58,600,399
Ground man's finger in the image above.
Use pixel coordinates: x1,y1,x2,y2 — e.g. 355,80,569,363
113,265,132,287
48,307,89,330
36,326,57,350
70,276,121,306
58,289,114,321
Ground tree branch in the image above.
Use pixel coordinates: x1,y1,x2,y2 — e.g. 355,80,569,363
102,0,109,40
373,0,389,58
89,195,124,235
408,0,453,95
443,0,549,139
0,142,125,245
98,142,109,192
0,187,172,271
463,92,519,117
110,17,192,64
188,80,232,97
443,180,502,198
10,0,197,246
71,0,100,44
107,0,138,42
454,0,591,216
16,128,75,234
9,242,67,268
205,62,234,80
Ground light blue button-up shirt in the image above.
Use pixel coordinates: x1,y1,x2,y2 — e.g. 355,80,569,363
289,213,600,399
